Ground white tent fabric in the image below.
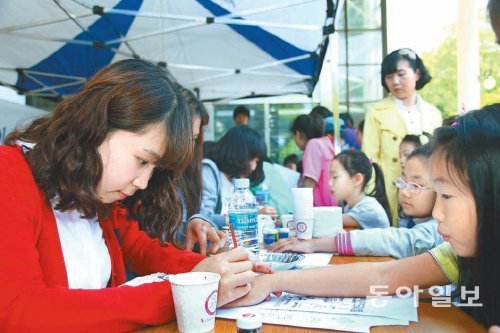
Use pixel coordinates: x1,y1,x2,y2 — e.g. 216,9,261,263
0,0,338,101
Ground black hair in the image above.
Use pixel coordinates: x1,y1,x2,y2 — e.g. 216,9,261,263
291,114,324,140
430,104,500,327
309,105,333,119
340,113,354,128
401,134,422,147
233,105,250,120
357,120,365,133
381,48,432,92
283,154,302,173
442,114,459,126
335,150,391,224
397,144,433,219
207,125,267,186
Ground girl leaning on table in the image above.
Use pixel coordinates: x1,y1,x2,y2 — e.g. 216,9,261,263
271,143,443,259
0,59,270,332
228,104,500,330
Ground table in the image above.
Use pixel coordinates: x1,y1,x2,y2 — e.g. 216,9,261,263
137,255,486,333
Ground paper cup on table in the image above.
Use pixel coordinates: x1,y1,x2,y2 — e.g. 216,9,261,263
292,188,313,213
169,272,220,333
294,217,313,239
313,206,343,238
280,214,295,236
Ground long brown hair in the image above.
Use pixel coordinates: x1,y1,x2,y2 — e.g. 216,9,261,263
6,59,194,244
177,87,209,219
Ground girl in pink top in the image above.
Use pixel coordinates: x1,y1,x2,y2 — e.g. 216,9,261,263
291,114,337,206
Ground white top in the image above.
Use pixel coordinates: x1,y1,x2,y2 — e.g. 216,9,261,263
219,172,235,217
52,202,111,289
393,95,423,134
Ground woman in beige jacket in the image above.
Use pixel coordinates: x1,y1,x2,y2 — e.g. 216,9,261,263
362,49,442,226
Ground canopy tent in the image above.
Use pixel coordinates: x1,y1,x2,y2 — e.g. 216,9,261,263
0,0,339,102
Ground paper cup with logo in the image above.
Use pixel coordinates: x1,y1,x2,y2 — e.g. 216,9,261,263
294,216,314,239
169,272,220,333
313,206,343,238
280,214,295,236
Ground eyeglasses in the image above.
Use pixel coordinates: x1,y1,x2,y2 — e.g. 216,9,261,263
398,48,417,60
393,178,433,194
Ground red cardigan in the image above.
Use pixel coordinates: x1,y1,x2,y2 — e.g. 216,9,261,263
0,145,205,332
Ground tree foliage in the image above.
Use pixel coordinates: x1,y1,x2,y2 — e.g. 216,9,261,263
419,13,498,118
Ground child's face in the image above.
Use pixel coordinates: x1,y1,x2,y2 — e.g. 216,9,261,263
399,141,417,168
285,162,297,171
328,159,356,201
430,154,477,257
398,156,436,218
96,123,166,204
293,131,307,151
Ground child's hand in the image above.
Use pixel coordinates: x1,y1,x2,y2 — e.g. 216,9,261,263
268,238,316,253
258,205,278,219
222,274,280,308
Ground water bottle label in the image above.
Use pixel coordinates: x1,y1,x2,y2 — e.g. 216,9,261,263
229,211,258,249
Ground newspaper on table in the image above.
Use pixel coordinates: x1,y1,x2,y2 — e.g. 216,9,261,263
217,251,418,332
217,293,418,333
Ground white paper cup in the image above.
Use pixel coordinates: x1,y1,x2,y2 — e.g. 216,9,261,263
313,206,343,238
169,272,221,333
294,217,314,239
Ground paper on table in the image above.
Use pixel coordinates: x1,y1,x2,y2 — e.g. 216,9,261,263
259,293,418,322
296,252,333,269
217,307,408,333
217,305,409,333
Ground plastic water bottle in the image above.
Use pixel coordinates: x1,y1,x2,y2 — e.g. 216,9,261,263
228,178,259,257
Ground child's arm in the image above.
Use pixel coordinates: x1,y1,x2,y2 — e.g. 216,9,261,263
226,252,450,307
342,213,361,228
302,176,317,188
269,237,338,253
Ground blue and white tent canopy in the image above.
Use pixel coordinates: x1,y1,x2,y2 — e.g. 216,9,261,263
0,0,338,101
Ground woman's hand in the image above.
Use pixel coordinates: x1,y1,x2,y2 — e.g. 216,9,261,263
258,205,278,219
223,274,280,308
268,238,316,253
191,248,255,307
185,218,227,255
489,326,500,333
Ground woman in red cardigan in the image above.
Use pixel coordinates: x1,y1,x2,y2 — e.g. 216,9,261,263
0,59,265,332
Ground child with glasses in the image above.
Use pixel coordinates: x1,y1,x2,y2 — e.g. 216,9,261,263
270,145,443,258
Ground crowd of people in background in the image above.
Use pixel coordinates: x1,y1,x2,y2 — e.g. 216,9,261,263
0,0,499,331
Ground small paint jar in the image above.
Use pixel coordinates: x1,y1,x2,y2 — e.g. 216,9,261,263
237,312,262,333
277,227,290,240
263,228,278,246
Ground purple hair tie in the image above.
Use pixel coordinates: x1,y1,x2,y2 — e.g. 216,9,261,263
369,158,374,165
451,121,459,128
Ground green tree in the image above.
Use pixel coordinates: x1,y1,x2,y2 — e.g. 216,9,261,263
420,13,498,119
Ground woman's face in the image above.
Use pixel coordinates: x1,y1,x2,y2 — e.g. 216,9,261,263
398,156,436,218
384,60,420,101
96,123,166,203
399,141,418,168
430,154,477,257
193,116,201,142
241,157,260,178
